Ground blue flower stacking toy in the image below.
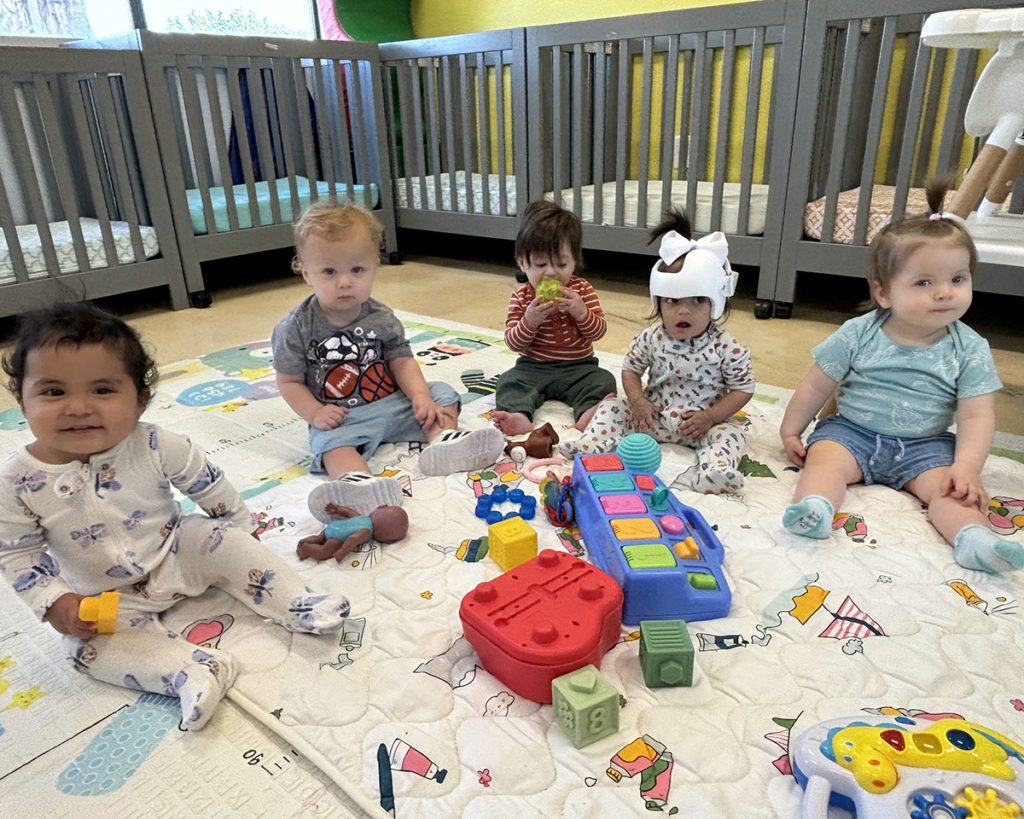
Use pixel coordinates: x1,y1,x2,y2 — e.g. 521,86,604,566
617,434,662,473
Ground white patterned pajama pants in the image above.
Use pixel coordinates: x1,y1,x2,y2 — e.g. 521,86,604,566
64,515,350,729
563,397,747,494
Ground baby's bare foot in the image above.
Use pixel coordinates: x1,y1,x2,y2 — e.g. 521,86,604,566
491,411,534,436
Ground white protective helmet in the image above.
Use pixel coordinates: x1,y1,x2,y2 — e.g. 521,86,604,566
649,231,738,320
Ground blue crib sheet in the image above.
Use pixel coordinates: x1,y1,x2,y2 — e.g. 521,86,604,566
185,177,380,236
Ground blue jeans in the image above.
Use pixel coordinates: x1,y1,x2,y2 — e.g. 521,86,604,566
806,414,955,489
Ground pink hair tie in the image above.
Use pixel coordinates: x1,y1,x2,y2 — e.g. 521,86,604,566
929,213,943,220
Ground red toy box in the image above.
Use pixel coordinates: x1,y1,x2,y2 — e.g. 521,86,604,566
459,549,624,703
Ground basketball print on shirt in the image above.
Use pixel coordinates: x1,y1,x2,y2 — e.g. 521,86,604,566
308,330,397,407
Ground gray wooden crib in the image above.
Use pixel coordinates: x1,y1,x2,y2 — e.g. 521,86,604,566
775,0,1024,317
523,0,806,311
0,46,186,317
70,31,397,307
379,29,529,239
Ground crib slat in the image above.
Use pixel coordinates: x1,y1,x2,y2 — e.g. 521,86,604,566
312,59,337,197
292,59,320,205
568,43,583,220
0,75,61,276
442,56,458,211
202,57,240,231
763,37,781,179
892,35,931,221
225,59,262,227
61,73,119,268
697,47,714,190
915,48,946,188
659,35,680,225
332,61,355,204
615,39,629,226
476,53,492,215
95,73,145,264
381,64,399,204
245,61,282,225
686,32,707,226
176,57,218,236
349,61,373,210
935,49,974,177
0,163,28,283
593,41,606,226
637,37,654,230
457,53,475,214
271,58,301,218
409,60,428,209
886,31,920,187
710,29,735,233
1009,165,1024,214
677,48,693,180
549,47,562,209
854,17,897,246
737,28,764,236
423,58,444,212
494,53,508,217
34,73,90,272
820,21,861,246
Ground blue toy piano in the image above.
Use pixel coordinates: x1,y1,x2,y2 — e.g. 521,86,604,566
570,453,731,625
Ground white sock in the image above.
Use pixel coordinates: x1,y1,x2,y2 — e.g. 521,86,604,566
178,650,236,730
419,428,504,476
308,472,403,521
953,524,1024,574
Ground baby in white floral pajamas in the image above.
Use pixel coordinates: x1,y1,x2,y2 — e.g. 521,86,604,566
562,210,755,494
0,304,350,729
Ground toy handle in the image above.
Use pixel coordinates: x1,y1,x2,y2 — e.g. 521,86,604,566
800,775,832,819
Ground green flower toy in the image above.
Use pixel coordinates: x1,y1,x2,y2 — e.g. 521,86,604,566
535,278,563,303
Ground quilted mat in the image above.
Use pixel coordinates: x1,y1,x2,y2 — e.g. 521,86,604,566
2,311,1023,818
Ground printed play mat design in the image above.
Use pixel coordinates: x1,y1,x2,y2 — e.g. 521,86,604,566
1,310,1023,818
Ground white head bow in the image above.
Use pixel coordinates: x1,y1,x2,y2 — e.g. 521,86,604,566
650,231,737,320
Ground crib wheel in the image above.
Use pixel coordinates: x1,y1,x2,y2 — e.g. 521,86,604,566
774,302,793,319
190,290,213,309
388,251,403,265
754,300,774,319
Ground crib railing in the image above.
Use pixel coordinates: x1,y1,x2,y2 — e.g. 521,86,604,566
380,29,528,237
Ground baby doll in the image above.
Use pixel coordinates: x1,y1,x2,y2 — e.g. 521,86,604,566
297,503,409,562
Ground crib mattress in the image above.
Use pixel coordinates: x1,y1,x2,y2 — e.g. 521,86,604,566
0,218,159,283
396,172,770,235
396,170,516,216
186,177,380,236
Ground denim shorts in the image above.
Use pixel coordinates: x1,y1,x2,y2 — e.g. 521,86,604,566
806,414,956,489
308,381,460,472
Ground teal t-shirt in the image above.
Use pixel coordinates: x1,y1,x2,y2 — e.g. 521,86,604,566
811,310,1002,438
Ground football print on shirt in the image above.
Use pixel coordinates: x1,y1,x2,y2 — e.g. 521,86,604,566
308,330,397,407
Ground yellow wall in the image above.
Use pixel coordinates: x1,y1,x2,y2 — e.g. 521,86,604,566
411,0,761,39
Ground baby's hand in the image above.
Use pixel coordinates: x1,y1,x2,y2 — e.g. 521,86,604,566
312,403,349,431
679,410,715,443
412,394,440,431
554,288,587,322
941,462,989,512
626,397,661,433
524,296,558,329
44,592,96,640
781,434,807,468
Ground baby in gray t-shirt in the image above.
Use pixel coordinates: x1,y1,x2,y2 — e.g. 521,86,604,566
273,202,503,522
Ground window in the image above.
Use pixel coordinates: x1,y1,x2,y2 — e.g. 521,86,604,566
0,0,132,38
142,0,315,38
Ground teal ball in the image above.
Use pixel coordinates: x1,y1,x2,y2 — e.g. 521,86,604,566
617,433,662,472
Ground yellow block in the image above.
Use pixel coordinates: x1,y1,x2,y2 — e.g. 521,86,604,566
79,590,120,634
673,537,700,560
488,517,538,572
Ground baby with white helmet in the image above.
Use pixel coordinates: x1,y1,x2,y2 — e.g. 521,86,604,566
561,209,755,494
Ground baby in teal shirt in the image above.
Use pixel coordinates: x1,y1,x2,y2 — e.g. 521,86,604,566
780,184,1022,574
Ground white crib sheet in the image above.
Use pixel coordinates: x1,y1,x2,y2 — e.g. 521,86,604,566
0,218,160,282
965,212,1024,267
396,172,770,235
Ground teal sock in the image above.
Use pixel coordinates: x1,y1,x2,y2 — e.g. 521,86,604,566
953,524,1024,574
783,495,834,539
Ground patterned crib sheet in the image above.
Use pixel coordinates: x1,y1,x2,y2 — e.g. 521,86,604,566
0,219,159,282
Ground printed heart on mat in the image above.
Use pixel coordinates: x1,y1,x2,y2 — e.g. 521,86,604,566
182,614,234,649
